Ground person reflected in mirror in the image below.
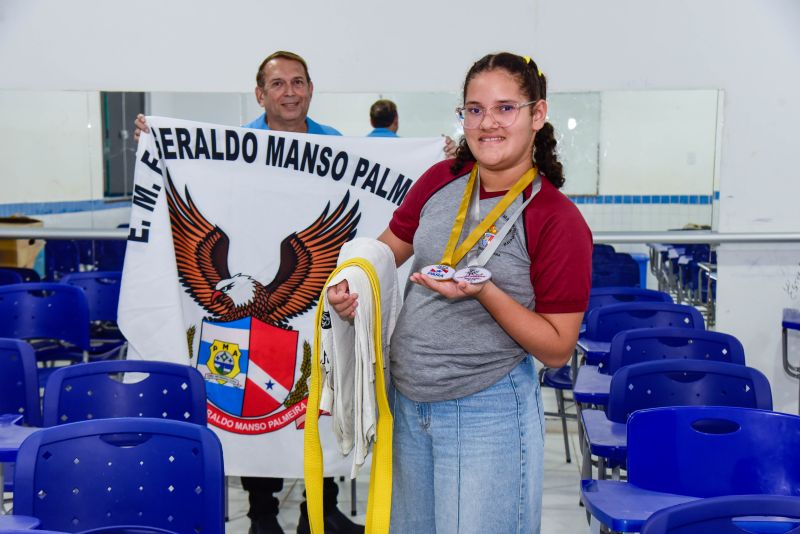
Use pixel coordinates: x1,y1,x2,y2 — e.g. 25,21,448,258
367,99,399,137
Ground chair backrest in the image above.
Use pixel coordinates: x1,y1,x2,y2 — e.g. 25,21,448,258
607,328,746,374
641,494,800,534
13,417,224,533
592,253,641,288
60,271,122,323
0,283,90,350
0,338,41,426
587,288,672,319
44,240,80,280
593,244,616,256
628,406,800,498
585,302,705,342
0,268,24,285
96,240,127,271
42,360,207,426
607,359,771,423
0,266,41,282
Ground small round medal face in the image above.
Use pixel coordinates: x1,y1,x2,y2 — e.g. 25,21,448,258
453,266,492,284
422,264,455,281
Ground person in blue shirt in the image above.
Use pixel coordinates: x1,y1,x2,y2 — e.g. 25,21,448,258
366,99,399,137
135,50,359,534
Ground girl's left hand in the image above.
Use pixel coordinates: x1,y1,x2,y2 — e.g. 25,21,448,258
409,272,489,300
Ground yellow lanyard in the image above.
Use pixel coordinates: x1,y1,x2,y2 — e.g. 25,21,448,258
305,259,393,534
440,165,537,267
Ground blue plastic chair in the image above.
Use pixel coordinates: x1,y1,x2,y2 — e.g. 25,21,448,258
592,253,642,288
0,338,41,427
0,270,23,286
60,271,125,356
574,328,747,406
12,418,224,533
42,360,207,427
581,406,800,532
44,240,80,281
593,244,616,257
0,267,40,283
641,494,800,534
579,302,706,367
542,289,674,461
581,359,772,480
95,240,127,271
0,283,90,370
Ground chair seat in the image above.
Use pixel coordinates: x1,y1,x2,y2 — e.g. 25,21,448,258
573,365,611,405
0,514,41,529
784,308,800,331
581,479,697,532
577,337,611,366
542,365,572,389
581,408,627,462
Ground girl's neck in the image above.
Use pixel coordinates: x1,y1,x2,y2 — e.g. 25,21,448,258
478,161,534,192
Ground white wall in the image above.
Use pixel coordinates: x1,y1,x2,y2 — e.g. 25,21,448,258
0,90,103,203
2,0,799,409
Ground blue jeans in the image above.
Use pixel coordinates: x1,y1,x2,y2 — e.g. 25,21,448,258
390,356,545,534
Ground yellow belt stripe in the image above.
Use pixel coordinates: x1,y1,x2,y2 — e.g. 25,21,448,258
304,258,393,534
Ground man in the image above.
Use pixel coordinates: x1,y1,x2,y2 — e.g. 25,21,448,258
135,51,362,534
367,99,399,137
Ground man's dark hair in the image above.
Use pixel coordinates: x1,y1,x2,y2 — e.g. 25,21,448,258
369,99,398,128
256,51,311,87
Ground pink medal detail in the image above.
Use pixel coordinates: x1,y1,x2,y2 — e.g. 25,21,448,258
422,264,455,281
453,266,492,285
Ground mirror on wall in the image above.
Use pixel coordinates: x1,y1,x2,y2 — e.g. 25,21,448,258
0,88,721,233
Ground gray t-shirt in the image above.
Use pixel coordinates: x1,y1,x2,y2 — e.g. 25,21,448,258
389,175,535,402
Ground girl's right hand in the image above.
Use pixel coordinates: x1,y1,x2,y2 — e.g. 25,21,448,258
327,280,359,320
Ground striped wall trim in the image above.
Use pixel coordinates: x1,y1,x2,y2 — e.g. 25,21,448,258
569,194,715,205
0,199,129,217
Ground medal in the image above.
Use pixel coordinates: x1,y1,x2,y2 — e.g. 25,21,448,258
453,266,492,284
422,264,455,281
420,165,541,285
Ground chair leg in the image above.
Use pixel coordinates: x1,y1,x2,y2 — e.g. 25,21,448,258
556,389,571,463
351,478,357,516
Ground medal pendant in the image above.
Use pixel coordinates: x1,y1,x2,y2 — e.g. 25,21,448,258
453,266,492,285
422,264,455,281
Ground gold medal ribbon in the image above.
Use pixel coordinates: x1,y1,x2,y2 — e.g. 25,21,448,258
440,165,537,267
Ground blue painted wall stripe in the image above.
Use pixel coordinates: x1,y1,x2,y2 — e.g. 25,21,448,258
0,200,129,218
567,194,715,205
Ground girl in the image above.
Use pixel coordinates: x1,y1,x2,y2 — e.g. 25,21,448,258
329,52,592,533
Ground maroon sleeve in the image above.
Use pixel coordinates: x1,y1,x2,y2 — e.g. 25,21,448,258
389,159,469,243
526,185,593,314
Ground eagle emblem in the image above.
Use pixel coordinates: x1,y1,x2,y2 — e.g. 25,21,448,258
165,174,361,328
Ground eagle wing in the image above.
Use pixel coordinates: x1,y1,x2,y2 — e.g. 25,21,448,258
261,192,361,325
165,174,233,317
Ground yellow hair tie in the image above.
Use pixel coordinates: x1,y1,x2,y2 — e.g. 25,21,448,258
522,55,543,77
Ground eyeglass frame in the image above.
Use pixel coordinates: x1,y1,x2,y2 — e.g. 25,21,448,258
455,100,539,129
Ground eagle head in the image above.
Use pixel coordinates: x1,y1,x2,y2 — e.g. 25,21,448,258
212,274,257,308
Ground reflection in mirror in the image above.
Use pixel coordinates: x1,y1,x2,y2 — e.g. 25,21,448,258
0,88,720,237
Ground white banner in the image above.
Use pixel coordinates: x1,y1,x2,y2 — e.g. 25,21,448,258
118,116,442,477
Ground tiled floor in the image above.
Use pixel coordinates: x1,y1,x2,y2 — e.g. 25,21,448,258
225,423,589,533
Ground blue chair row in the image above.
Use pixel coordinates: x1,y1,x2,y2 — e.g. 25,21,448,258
582,406,800,532
0,349,210,529
13,417,223,533
580,359,771,478
541,288,674,462
0,277,124,382
573,327,746,406
44,240,127,281
578,302,706,368
1,344,207,429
